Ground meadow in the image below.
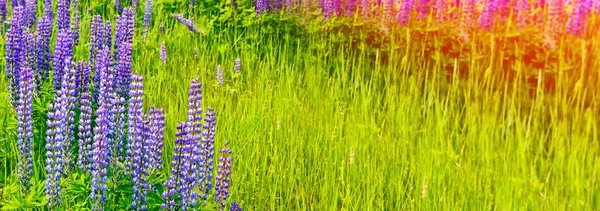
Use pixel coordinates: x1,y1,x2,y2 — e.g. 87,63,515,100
0,0,599,210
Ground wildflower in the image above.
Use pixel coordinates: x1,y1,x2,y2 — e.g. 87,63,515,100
25,0,37,28
234,58,241,73
58,0,70,30
36,13,53,91
201,107,216,197
17,65,34,195
160,42,167,63
161,122,189,210
143,0,153,38
0,0,6,23
129,73,149,210
217,65,224,85
116,42,133,98
45,60,76,208
360,0,369,18
182,79,204,210
145,106,166,173
53,29,74,90
77,87,93,171
256,0,267,15
215,142,233,208
171,14,201,33
71,3,81,45
230,201,242,211
5,6,25,105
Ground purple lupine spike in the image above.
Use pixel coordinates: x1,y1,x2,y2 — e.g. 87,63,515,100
214,142,233,208
111,96,127,172
77,73,93,172
0,0,6,23
43,0,53,19
58,0,71,30
53,29,74,90
161,122,188,210
234,58,241,74
191,0,195,8
435,0,445,23
171,14,201,33
142,0,153,39
323,0,333,20
478,0,492,30
90,15,105,96
114,8,134,61
24,32,37,89
360,0,369,18
128,72,149,210
516,0,528,29
345,0,356,16
146,107,165,173
416,0,429,20
460,0,475,31
216,65,224,85
230,201,242,211
256,0,266,15
201,107,216,198
160,42,167,63
5,6,25,106
36,13,53,91
16,64,34,195
183,79,203,210
91,48,113,211
273,0,282,11
104,20,113,54
25,0,37,28
116,0,123,12
71,4,81,45
62,59,79,180
116,42,133,98
45,60,76,208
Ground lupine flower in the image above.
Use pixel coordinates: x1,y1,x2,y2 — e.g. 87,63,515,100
183,79,203,210
24,32,37,89
90,16,105,98
36,13,53,91
5,6,25,106
25,0,37,28
256,0,267,15
116,0,123,12
191,0,195,8
143,0,153,38
323,0,334,19
171,14,201,33
71,5,81,45
116,42,133,98
43,0,53,19
230,201,242,211
217,65,224,85
58,0,71,30
45,60,76,208
273,0,282,11
62,60,79,176
516,0,528,29
111,96,127,172
146,107,166,173
215,142,233,208
435,0,445,22
104,20,113,55
128,73,150,210
160,42,167,63
132,0,140,11
284,0,292,13
345,0,355,16
201,107,216,197
161,122,189,210
160,25,164,32
234,58,241,74
53,29,74,90
0,0,6,23
17,65,34,195
360,0,369,18
478,0,493,30
77,79,93,172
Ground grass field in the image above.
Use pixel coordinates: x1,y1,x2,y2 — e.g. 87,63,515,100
1,0,599,210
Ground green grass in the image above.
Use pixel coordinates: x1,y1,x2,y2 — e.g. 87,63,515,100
1,0,600,210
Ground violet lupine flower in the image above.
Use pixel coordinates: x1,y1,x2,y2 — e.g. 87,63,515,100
230,201,242,211
171,14,201,33
201,107,216,197
273,0,282,11
323,0,334,20
111,96,127,172
116,0,123,13
16,65,34,195
416,0,429,20
24,32,37,87
345,0,356,16
360,0,369,18
0,0,5,23
460,0,475,31
91,48,114,211
216,65,224,85
128,73,149,210
77,88,93,171
43,0,53,19
183,79,204,210
146,107,165,173
53,29,74,90
161,122,189,210
160,42,167,63
478,0,493,30
5,6,25,106
256,0,267,15
191,0,195,8
132,0,140,11
62,60,79,177
516,0,528,29
214,142,233,208
36,13,53,91
595,0,600,14
45,61,76,208
284,0,292,13
71,6,81,45
116,42,132,98
234,58,241,74
435,0,445,22
142,0,153,38
58,0,71,30
115,8,135,59
104,20,113,55
25,0,37,28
